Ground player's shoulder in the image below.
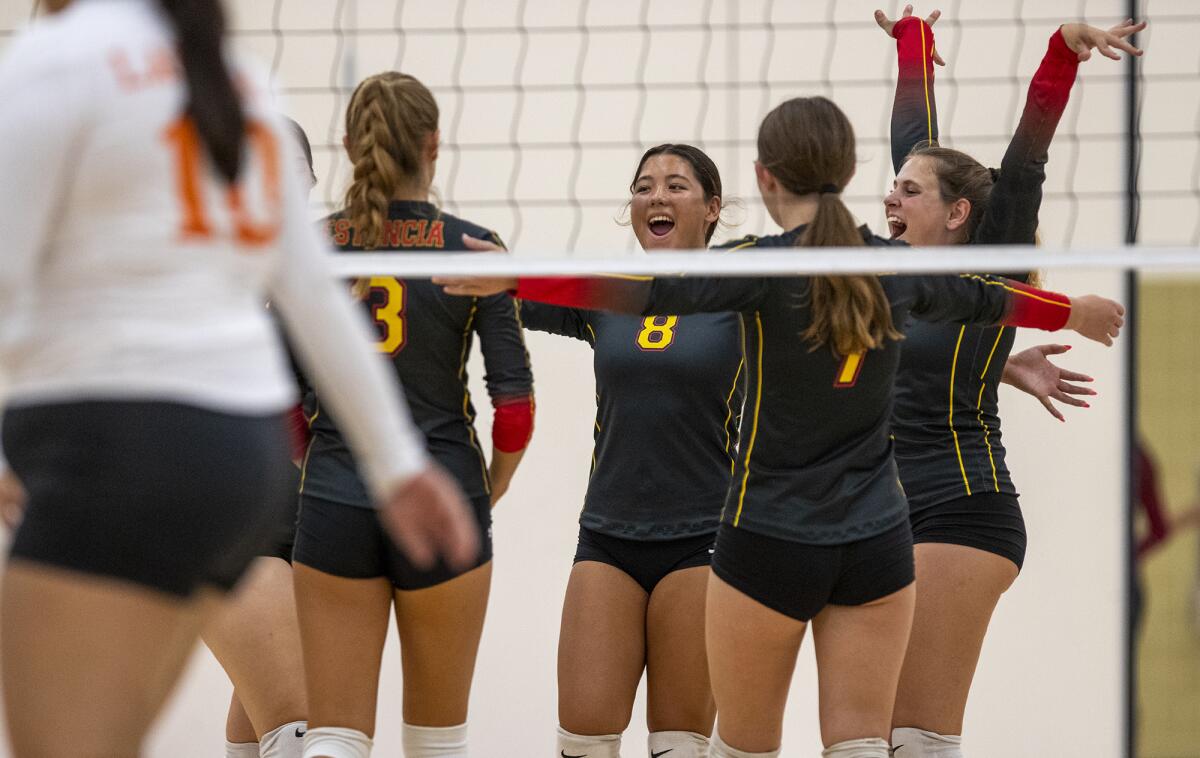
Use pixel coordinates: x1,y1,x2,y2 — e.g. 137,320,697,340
433,208,505,250
0,6,108,83
712,233,762,251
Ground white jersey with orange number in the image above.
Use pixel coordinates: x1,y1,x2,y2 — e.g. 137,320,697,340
0,0,427,499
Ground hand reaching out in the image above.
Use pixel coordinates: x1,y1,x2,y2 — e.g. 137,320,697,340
1002,344,1097,422
1060,19,1146,62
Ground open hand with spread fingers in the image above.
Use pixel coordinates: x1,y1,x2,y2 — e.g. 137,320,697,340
1060,19,1146,62
1002,344,1098,422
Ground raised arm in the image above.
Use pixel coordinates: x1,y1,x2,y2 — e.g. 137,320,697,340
977,20,1144,243
877,6,944,173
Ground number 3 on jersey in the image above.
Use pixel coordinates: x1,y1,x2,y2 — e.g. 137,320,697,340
366,277,407,356
636,316,678,351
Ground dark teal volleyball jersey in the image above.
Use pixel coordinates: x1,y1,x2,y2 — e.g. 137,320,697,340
300,201,532,508
889,20,1078,510
518,302,744,539
515,225,1070,545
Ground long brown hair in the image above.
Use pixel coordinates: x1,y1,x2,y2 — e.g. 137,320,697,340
343,72,439,249
757,97,901,356
159,0,243,184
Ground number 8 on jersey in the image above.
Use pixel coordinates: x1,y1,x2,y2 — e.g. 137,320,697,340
636,316,678,351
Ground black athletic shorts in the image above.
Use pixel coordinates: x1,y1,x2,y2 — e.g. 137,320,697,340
261,465,301,562
710,520,915,622
292,493,493,590
573,526,715,594
910,492,1026,570
3,400,294,598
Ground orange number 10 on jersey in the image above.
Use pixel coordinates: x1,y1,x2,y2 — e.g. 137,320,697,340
163,116,282,247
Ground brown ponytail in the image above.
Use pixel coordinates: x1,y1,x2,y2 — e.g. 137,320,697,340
159,0,244,184
343,72,439,249
757,97,901,355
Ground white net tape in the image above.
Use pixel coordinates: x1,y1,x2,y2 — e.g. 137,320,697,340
328,245,1200,278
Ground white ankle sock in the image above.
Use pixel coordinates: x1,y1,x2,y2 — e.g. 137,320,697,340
821,737,890,757
708,727,778,758
302,726,373,758
401,722,468,757
648,730,709,757
556,725,622,758
891,727,963,757
225,741,260,758
260,720,307,758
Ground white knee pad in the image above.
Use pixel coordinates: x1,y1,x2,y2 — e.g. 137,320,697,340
225,741,260,758
708,727,778,758
648,730,709,757
261,720,307,758
402,722,468,757
302,726,373,758
820,737,890,757
891,727,963,757
556,726,621,758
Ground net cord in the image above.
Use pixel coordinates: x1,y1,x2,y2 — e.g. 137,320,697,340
327,246,1200,278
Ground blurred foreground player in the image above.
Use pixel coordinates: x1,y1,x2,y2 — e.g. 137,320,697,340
0,3,477,757
202,118,321,758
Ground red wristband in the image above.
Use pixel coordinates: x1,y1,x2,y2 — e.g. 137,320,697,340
492,396,534,453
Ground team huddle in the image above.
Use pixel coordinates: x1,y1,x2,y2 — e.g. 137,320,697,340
0,2,1144,757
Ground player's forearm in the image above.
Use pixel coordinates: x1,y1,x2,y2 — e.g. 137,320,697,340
515,276,653,314
1002,28,1079,175
890,16,939,173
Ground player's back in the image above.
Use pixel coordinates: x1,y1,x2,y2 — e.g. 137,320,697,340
0,1,294,412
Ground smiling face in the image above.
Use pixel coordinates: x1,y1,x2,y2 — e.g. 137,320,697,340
884,154,973,246
630,153,720,251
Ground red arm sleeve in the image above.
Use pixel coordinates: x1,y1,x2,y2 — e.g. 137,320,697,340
890,16,939,173
491,396,535,453
515,276,654,314
1000,279,1072,331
